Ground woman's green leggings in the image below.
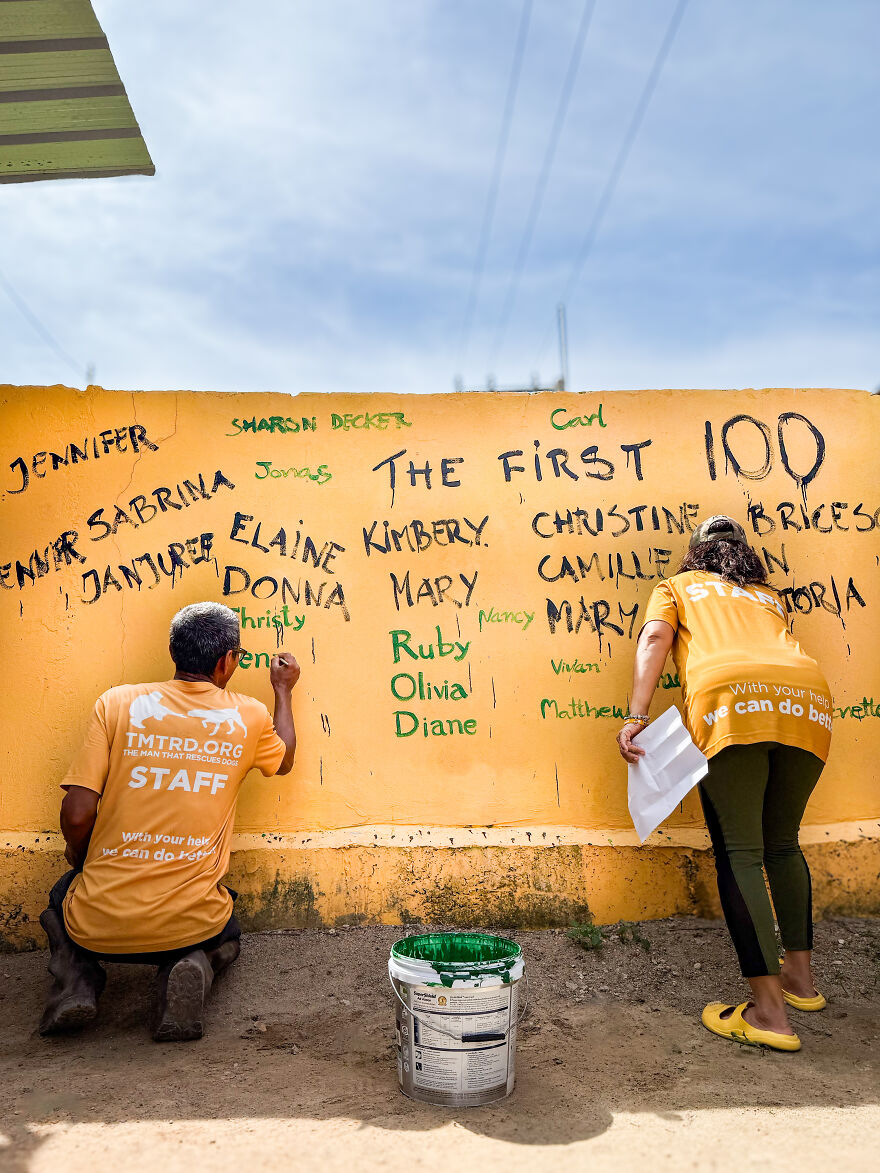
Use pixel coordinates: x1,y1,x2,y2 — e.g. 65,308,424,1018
699,742,825,978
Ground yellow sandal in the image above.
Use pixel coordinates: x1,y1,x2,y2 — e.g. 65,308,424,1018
701,1002,801,1052
779,959,827,1011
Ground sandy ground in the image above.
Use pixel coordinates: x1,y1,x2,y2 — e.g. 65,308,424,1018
1,917,878,1172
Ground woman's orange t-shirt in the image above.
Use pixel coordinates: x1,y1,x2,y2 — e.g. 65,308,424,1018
643,570,832,761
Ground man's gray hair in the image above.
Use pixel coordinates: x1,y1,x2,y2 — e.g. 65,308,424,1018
169,602,240,676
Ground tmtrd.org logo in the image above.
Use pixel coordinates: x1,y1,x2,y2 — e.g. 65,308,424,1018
128,693,246,737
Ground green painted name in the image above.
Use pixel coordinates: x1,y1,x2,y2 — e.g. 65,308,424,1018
551,658,600,675
540,697,627,720
391,671,468,702
331,412,412,431
255,461,331,484
834,696,879,720
390,626,470,662
478,606,534,631
550,405,605,430
228,416,316,435
394,712,478,738
231,604,305,631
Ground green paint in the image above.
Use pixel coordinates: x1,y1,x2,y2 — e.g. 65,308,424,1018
330,411,412,431
390,626,470,663
391,931,521,986
254,461,332,484
227,416,317,435
390,672,469,702
540,697,627,721
833,696,879,721
393,712,478,738
550,404,605,430
551,657,600,675
478,606,534,632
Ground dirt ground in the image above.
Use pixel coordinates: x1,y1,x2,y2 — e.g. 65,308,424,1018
1,916,878,1172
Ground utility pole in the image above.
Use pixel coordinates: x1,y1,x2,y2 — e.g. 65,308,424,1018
556,302,569,392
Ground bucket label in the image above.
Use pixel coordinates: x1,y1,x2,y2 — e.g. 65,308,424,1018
409,985,510,1015
413,1007,510,1049
412,1041,509,1094
396,978,518,1102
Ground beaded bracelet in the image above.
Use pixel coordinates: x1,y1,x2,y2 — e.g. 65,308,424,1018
623,714,650,726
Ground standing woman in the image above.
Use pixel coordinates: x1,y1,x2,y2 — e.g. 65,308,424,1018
618,515,832,1052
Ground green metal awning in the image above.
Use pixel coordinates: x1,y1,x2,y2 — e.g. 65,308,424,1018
0,0,154,182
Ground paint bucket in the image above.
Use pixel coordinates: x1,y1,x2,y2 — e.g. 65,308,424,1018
389,932,525,1107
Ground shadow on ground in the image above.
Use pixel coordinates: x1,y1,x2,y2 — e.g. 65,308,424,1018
1,917,877,1168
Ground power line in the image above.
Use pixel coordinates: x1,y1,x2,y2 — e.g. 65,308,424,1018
0,265,84,380
456,0,533,375
535,0,690,371
487,0,597,369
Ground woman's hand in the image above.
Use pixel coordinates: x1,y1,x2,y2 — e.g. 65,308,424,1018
617,721,647,764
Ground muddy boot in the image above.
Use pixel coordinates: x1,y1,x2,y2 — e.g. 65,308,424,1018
38,909,106,1036
207,937,240,977
152,949,215,1042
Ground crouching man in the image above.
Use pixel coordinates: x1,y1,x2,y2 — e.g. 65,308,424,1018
40,601,299,1042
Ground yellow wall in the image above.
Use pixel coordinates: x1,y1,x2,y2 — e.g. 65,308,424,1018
1,385,878,946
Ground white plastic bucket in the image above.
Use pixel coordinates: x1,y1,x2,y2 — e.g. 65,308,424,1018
389,931,525,1107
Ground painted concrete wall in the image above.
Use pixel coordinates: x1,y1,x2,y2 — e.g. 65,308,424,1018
1,385,877,947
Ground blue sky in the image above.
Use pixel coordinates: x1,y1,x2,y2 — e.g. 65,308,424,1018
1,0,878,394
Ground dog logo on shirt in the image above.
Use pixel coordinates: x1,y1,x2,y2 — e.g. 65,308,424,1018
129,691,176,729
187,706,248,737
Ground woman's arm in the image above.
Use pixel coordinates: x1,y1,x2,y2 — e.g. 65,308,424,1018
617,620,676,763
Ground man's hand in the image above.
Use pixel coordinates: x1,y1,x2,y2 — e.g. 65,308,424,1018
270,653,299,775
270,652,300,692
617,721,647,764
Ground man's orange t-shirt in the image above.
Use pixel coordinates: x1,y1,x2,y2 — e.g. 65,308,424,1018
643,570,832,762
61,679,286,953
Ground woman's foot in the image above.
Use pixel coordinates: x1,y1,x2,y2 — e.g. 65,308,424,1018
720,1001,793,1036
737,1001,793,1036
779,956,820,999
702,1002,801,1051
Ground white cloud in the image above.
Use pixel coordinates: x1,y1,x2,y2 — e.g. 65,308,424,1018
0,0,877,395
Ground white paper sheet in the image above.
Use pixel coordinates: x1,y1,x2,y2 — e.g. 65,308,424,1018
627,706,708,843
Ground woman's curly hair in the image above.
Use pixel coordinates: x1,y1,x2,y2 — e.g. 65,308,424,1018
675,538,767,587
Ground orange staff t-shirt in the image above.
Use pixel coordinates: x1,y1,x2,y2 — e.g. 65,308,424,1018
643,571,832,762
61,678,286,953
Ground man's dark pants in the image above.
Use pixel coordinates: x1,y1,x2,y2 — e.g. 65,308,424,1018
41,870,241,1037
47,869,241,966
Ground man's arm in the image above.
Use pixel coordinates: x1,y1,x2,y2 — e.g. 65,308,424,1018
270,653,300,775
60,786,101,868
